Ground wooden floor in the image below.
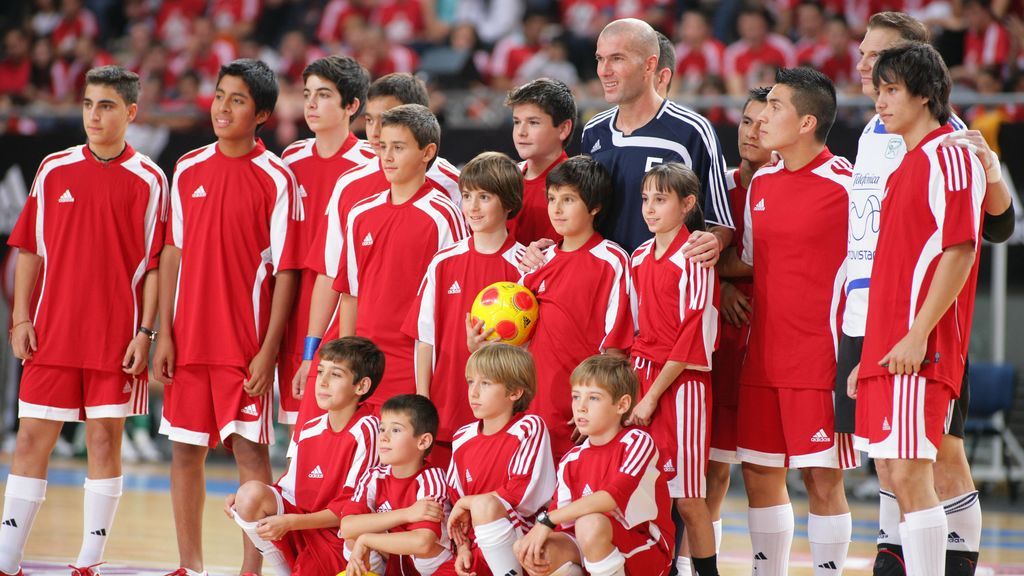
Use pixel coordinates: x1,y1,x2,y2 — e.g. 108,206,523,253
5,457,1024,575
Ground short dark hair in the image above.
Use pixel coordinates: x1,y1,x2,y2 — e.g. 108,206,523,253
738,5,775,28
774,67,837,142
302,56,371,118
744,85,771,111
873,42,952,125
380,103,440,155
217,59,279,124
505,78,577,148
546,155,614,226
318,336,385,402
867,11,930,42
656,30,675,74
85,65,140,105
459,151,524,218
367,73,429,107
381,394,439,456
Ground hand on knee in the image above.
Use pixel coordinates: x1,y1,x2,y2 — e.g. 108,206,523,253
232,480,273,521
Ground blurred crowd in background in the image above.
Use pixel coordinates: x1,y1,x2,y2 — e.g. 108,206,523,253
0,0,1022,139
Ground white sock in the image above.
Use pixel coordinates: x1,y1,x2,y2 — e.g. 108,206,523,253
878,490,902,547
903,506,947,576
943,491,981,555
0,475,47,574
748,504,794,576
808,513,851,575
232,510,291,575
583,548,626,576
75,476,123,567
675,555,693,575
712,519,722,554
548,561,585,576
475,518,522,576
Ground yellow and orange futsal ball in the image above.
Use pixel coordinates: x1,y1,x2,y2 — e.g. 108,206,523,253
469,282,539,346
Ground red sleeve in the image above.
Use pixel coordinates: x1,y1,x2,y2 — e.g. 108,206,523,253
271,161,305,273
599,247,634,352
935,146,980,250
406,467,447,537
602,431,657,513
340,470,375,518
327,417,379,517
303,211,330,276
668,257,716,368
8,195,38,253
146,165,170,271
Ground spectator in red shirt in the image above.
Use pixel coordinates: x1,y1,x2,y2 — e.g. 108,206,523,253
51,0,98,56
378,0,428,45
724,6,796,96
674,9,726,96
0,29,32,105
802,16,860,92
955,0,1010,81
794,1,827,64
491,9,549,90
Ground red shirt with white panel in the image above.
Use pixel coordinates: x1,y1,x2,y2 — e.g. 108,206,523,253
401,235,525,441
167,141,304,368
520,233,633,457
280,135,374,364
8,144,167,371
447,413,557,531
859,125,986,392
275,405,379,515
490,34,541,80
508,155,566,246
740,148,851,390
674,39,725,93
553,427,673,572
964,21,1011,73
723,35,796,82
333,184,468,409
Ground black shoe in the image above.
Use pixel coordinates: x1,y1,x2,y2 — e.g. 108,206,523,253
873,546,906,576
946,554,976,576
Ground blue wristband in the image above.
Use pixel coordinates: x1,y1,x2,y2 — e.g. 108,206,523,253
303,336,322,361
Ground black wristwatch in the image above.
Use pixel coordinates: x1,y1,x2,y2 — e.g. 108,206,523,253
137,326,157,342
536,510,556,529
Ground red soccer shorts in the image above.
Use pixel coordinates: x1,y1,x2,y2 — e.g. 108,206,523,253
277,353,302,425
433,546,491,576
269,489,347,575
711,317,748,409
709,403,740,465
633,357,711,499
737,386,859,469
854,374,954,462
159,364,273,448
563,517,672,576
18,363,148,421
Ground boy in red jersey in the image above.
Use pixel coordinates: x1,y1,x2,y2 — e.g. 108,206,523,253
627,162,720,576
721,67,855,576
334,104,468,415
293,74,461,430
704,86,771,560
224,337,383,575
3,65,165,576
853,43,987,576
277,56,374,425
505,78,574,246
444,344,557,576
153,59,303,576
339,394,452,575
520,156,633,459
402,152,525,469
515,355,673,576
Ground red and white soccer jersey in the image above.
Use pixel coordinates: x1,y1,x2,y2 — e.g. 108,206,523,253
507,154,566,246
342,464,452,573
490,34,540,81
401,235,524,442
553,428,673,576
857,125,986,460
630,227,719,497
334,184,468,410
520,233,633,459
737,149,852,468
710,168,752,463
723,35,796,86
278,134,374,422
269,406,379,573
8,144,166,420
964,21,1011,73
447,413,557,531
674,39,725,93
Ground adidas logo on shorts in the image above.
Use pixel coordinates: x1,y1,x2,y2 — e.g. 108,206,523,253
448,281,461,295
811,429,831,443
362,233,374,246
663,459,675,473
308,465,324,479
882,417,891,431
298,185,308,198
59,189,75,203
122,382,133,394
241,404,258,417
538,281,547,294
753,198,766,212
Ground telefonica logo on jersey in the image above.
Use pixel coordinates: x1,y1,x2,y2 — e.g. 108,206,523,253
852,174,881,187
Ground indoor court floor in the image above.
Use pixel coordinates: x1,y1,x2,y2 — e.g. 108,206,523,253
4,457,1023,575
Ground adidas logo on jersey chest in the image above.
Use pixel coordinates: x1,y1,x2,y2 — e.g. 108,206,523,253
58,189,75,204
